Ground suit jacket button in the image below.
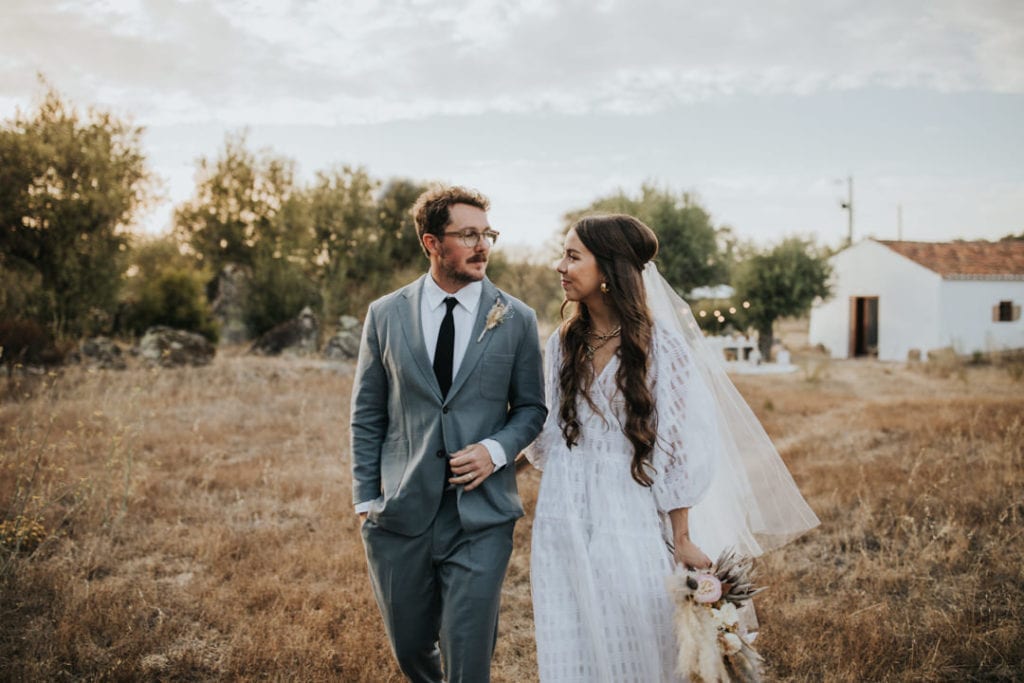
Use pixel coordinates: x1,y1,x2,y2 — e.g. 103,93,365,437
435,449,446,459
442,406,449,414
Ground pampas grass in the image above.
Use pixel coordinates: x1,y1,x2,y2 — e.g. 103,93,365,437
671,591,728,682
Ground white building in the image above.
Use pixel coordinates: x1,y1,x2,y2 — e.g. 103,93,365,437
808,239,1024,361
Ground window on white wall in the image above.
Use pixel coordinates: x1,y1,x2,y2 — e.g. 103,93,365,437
994,300,1020,322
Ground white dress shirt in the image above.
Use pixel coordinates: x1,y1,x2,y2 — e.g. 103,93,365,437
420,276,507,470
354,276,507,513
421,276,482,380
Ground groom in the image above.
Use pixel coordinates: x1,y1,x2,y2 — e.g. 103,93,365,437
351,185,546,682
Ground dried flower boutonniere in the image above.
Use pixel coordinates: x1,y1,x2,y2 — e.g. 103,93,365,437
477,296,514,342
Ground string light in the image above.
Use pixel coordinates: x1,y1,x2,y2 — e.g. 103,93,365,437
695,299,753,331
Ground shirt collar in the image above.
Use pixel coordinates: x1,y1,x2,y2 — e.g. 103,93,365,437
423,275,483,315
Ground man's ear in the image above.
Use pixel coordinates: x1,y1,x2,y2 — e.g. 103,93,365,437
422,234,438,257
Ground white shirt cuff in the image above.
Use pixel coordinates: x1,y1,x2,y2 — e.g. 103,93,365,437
354,500,373,514
480,439,507,470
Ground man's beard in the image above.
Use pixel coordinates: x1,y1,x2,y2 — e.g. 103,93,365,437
439,245,487,284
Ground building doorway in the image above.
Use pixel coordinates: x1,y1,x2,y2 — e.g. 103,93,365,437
850,297,878,357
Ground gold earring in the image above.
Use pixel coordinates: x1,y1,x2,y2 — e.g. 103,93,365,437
600,282,609,294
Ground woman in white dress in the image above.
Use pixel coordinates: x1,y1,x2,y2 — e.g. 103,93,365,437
525,215,818,683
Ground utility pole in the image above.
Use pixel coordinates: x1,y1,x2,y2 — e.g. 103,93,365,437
839,175,854,246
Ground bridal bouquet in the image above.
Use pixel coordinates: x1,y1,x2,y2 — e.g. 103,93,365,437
666,548,764,682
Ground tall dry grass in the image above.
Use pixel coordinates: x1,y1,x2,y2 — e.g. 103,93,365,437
1,349,1022,681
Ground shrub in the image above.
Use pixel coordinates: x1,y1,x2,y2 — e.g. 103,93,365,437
123,268,219,342
0,319,64,372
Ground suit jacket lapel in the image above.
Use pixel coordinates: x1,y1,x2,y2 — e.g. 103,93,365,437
448,278,498,399
399,275,444,400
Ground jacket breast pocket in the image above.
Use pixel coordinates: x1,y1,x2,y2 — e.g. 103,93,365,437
479,353,514,401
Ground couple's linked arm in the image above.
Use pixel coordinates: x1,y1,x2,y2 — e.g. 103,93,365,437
481,304,547,461
521,331,562,471
447,305,548,481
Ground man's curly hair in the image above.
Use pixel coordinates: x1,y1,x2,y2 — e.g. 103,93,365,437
411,185,490,255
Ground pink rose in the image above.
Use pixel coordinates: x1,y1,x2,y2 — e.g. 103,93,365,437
694,573,722,604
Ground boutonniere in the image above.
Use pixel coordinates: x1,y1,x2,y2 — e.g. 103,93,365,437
477,296,514,342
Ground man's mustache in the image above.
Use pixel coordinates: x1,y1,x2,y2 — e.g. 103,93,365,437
467,255,488,264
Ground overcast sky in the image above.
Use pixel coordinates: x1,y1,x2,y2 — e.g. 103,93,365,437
3,0,1023,253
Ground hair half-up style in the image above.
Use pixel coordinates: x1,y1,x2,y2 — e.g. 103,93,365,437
557,214,659,486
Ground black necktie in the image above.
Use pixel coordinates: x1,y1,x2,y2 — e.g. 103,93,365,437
433,297,458,398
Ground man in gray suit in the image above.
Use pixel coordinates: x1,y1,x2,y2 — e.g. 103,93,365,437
351,185,546,682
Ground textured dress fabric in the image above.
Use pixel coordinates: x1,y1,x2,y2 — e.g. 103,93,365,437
526,325,718,683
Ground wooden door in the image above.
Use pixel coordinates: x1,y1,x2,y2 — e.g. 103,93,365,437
850,296,879,358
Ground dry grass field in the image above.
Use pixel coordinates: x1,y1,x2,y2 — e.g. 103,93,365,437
1,328,1022,681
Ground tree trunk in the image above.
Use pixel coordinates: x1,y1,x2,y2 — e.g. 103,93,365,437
757,322,774,362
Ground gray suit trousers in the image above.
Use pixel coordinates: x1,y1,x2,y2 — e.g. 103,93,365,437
361,491,515,683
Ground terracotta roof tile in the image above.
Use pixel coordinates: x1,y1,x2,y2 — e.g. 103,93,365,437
877,239,1024,278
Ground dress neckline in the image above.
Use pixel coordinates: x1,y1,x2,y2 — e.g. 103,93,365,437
591,354,619,406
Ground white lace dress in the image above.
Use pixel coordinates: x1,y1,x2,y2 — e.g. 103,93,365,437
526,326,718,683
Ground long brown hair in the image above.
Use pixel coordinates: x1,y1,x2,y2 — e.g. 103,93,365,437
558,214,659,486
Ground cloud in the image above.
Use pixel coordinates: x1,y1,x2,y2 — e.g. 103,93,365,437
2,0,1021,126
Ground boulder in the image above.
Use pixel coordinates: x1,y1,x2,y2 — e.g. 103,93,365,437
139,326,216,367
75,336,127,370
323,315,362,360
250,307,319,356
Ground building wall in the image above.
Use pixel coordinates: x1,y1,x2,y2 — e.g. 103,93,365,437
809,240,942,361
938,280,1024,354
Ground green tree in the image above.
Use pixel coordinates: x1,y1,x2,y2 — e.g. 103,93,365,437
172,131,321,337
732,237,833,359
126,268,219,341
236,182,320,337
375,178,429,270
0,83,154,336
243,249,320,337
173,131,296,273
303,166,379,321
121,235,218,340
0,264,43,325
564,184,727,294
349,177,430,317
297,173,428,322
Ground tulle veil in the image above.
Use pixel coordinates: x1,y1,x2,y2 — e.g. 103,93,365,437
643,262,819,560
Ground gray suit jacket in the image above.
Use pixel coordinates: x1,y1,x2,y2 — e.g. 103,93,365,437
350,275,547,536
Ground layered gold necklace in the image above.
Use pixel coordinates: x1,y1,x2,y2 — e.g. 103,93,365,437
585,325,621,359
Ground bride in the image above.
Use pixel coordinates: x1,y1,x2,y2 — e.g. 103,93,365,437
524,214,818,682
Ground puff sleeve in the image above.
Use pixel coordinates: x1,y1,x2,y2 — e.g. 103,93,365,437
649,325,718,513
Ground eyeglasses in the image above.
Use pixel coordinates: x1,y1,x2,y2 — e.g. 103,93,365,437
441,228,500,248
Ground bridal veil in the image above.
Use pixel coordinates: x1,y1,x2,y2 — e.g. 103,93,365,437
643,262,820,559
